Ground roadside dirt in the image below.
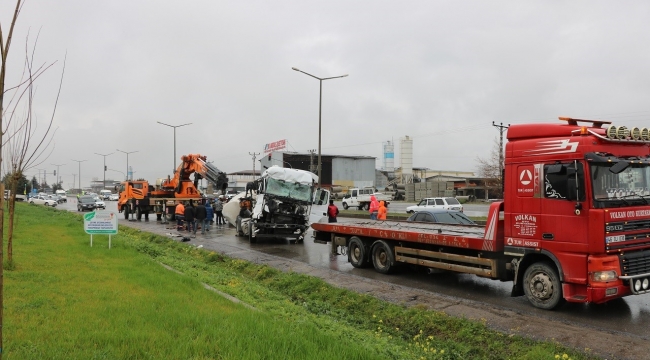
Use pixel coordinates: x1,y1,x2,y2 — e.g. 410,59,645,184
121,220,646,360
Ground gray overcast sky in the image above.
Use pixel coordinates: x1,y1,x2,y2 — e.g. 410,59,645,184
4,1,650,189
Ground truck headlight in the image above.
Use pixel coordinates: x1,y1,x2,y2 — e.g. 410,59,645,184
592,270,618,282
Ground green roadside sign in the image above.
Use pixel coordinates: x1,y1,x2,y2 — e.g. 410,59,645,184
83,211,118,235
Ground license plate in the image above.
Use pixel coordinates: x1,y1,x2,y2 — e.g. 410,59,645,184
606,235,626,243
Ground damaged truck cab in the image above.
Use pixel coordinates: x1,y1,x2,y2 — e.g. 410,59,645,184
236,166,328,243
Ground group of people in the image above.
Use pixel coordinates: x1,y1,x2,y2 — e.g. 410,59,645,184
326,195,387,223
368,195,387,220
174,196,227,237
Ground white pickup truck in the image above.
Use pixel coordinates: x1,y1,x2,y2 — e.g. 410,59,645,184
341,187,392,210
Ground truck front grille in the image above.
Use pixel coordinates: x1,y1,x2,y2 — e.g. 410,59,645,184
620,249,650,276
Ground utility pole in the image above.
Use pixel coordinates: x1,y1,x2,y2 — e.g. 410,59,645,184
249,152,260,179
71,159,87,192
492,121,510,198
308,149,316,173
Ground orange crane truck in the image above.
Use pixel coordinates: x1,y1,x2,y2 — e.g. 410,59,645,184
117,154,228,221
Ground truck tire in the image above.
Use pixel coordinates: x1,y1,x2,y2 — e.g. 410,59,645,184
348,237,369,268
363,203,370,211
371,240,395,274
523,262,564,310
342,202,349,210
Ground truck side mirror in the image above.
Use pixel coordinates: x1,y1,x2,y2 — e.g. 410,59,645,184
609,160,630,174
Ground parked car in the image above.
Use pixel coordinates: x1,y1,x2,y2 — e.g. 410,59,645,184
406,197,463,213
406,209,476,225
29,196,58,207
77,196,97,212
93,196,106,210
108,193,119,201
52,195,66,204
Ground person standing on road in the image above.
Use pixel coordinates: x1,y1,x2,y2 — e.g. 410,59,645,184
377,200,387,221
195,201,207,235
327,199,339,223
369,195,379,220
205,199,214,229
214,196,225,227
184,200,196,236
175,201,185,231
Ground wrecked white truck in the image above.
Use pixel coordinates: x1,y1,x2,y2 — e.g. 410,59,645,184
223,166,329,243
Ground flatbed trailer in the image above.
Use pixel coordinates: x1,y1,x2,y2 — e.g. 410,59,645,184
312,202,507,278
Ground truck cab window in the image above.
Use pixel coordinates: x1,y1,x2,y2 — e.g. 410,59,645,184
544,162,585,200
590,159,650,208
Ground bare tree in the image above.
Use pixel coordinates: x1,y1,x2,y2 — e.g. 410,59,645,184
475,137,504,199
0,1,25,356
3,30,63,265
1,1,64,355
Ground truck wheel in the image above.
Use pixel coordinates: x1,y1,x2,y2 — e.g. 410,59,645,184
342,203,349,210
523,262,564,310
364,203,370,211
371,240,395,274
348,237,369,268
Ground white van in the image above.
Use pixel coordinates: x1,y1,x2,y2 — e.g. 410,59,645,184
99,189,112,200
55,189,66,197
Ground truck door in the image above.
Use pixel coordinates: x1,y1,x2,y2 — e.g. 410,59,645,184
507,164,541,241
310,189,330,224
540,161,588,247
350,189,358,206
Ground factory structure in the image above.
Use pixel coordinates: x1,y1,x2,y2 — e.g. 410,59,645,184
249,136,497,201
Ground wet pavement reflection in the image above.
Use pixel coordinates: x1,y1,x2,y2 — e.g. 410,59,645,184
62,198,649,340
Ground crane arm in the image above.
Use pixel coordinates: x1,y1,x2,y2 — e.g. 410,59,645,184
160,154,228,195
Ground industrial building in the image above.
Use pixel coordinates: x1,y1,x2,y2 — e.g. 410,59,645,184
259,152,376,189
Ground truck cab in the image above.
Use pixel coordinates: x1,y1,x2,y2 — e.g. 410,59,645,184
504,118,650,308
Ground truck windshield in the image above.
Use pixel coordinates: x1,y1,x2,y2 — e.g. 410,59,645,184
266,178,312,202
591,162,650,208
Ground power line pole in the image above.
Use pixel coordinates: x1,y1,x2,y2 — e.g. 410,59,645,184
249,152,260,178
492,121,510,197
71,159,87,192
308,149,316,173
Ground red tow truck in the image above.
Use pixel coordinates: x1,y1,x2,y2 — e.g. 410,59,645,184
312,117,650,309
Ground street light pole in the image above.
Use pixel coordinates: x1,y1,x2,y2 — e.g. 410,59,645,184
51,163,66,185
116,149,138,180
94,152,114,191
292,67,348,188
71,159,87,192
157,122,192,172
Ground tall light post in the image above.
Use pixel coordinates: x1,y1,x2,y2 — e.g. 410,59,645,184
94,152,114,191
116,149,138,180
71,159,87,192
157,122,192,172
292,67,348,188
51,163,66,185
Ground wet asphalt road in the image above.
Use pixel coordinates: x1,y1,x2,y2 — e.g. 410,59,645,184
61,197,649,350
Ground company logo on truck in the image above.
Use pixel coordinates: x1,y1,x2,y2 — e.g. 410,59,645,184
525,139,579,155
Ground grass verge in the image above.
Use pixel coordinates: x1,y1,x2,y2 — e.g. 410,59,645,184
4,203,596,359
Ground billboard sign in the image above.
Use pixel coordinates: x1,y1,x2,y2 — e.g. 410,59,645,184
264,139,286,154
